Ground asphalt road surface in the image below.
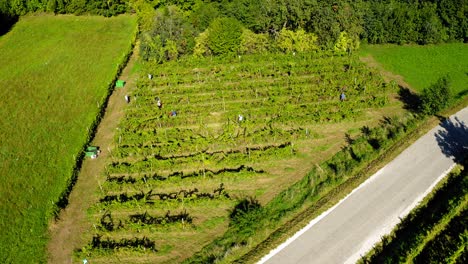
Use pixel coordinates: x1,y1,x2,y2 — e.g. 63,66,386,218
260,107,468,264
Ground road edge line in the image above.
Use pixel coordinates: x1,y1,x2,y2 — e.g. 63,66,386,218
257,167,387,264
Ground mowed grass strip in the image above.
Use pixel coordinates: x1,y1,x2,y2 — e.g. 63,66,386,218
360,43,468,96
0,15,136,263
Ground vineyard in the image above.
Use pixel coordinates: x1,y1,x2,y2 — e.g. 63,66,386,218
77,52,401,262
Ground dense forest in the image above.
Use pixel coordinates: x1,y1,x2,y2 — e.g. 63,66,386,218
1,0,467,60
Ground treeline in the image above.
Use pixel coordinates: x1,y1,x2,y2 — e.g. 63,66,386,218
133,0,467,63
0,0,127,17
1,0,466,58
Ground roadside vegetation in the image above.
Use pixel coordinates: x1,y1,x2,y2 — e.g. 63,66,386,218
0,15,137,263
360,159,468,263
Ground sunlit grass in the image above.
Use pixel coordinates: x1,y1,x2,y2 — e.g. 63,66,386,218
360,43,468,96
0,14,136,263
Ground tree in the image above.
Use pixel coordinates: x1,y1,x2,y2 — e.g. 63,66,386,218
139,4,196,62
362,2,387,44
46,0,57,13
333,31,359,55
9,0,27,15
206,17,243,55
419,76,452,115
131,0,157,32
164,39,178,60
193,29,211,57
189,1,220,32
66,0,87,15
141,33,165,63
306,3,341,48
277,28,318,53
419,2,447,44
239,28,270,54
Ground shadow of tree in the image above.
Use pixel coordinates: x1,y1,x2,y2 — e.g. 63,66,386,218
0,13,18,36
457,89,468,98
435,116,468,164
398,87,421,113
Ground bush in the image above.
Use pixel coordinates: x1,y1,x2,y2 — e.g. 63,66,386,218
277,28,318,53
229,196,262,224
419,76,452,115
240,28,270,54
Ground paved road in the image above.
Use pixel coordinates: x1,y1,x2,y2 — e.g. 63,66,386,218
260,107,468,264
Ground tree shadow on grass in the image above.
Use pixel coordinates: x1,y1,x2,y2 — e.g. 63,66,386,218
398,87,421,113
456,89,468,98
435,116,468,164
0,13,18,36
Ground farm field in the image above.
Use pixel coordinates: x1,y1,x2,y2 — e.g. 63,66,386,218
359,43,468,96
0,15,137,263
361,162,468,263
76,52,406,263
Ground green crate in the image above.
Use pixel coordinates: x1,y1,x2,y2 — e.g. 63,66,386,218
116,80,125,88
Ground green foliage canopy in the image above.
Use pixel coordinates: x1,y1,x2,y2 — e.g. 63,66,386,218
207,17,243,56
419,76,452,115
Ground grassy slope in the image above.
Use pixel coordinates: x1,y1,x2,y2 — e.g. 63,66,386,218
360,43,468,96
0,15,136,263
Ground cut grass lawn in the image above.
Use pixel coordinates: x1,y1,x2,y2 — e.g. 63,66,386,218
359,43,468,96
0,14,136,263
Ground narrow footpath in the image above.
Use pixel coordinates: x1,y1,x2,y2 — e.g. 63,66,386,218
47,48,138,264
260,107,468,264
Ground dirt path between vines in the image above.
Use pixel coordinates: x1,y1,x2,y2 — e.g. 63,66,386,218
47,46,139,264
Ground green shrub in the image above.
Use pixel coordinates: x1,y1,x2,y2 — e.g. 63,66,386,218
240,28,270,54
419,76,452,115
277,28,318,53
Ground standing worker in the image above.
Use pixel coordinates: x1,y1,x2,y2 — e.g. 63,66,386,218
157,98,162,109
340,92,346,102
125,94,130,103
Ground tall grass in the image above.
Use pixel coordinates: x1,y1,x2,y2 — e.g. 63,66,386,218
360,43,468,96
0,15,137,263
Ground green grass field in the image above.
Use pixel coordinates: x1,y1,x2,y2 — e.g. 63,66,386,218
0,15,136,263
360,43,468,96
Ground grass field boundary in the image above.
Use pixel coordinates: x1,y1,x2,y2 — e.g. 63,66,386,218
359,44,468,96
0,15,141,263
53,23,138,217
